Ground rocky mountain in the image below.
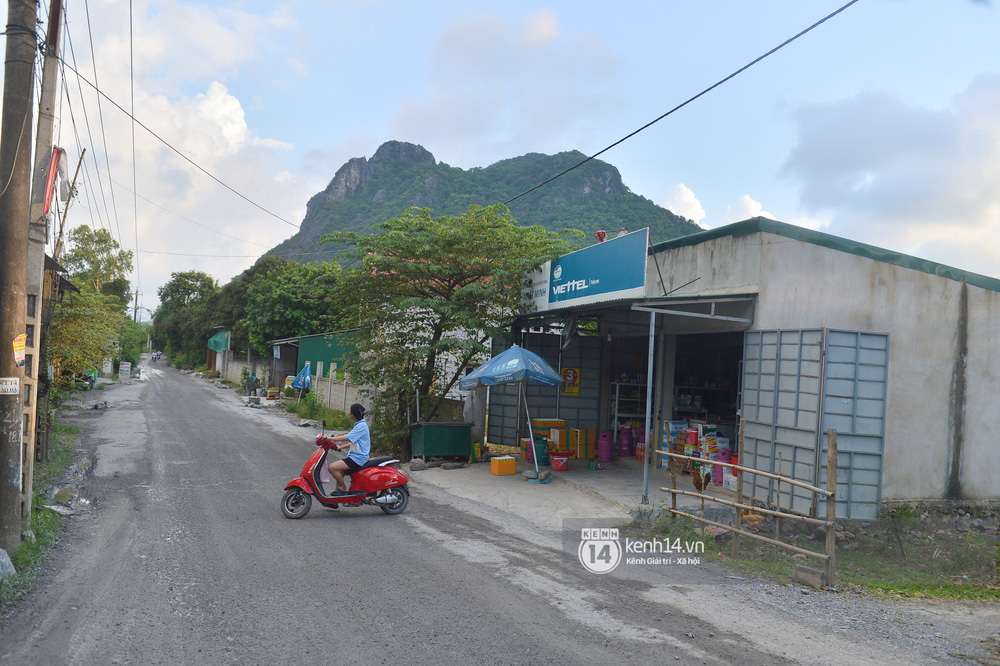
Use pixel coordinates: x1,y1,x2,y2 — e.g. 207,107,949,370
266,140,702,263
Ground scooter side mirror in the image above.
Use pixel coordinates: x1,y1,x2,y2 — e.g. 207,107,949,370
322,419,326,434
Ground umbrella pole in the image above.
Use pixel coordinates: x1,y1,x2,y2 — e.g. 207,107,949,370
522,388,540,475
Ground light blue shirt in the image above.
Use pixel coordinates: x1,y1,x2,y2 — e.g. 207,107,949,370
346,419,371,465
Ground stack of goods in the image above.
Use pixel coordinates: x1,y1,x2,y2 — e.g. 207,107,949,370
663,421,688,468
531,418,568,458
569,429,597,460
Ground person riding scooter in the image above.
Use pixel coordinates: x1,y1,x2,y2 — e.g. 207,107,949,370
326,404,370,495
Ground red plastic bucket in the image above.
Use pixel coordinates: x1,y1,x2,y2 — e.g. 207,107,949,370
550,453,569,471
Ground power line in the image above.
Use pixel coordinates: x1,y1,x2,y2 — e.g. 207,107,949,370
63,8,116,241
129,0,140,293
83,0,125,248
138,249,334,259
57,58,301,230
99,172,271,248
504,0,863,206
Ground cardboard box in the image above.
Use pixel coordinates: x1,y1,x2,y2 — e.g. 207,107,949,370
491,456,516,476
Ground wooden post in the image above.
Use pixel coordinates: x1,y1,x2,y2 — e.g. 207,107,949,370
670,456,677,521
775,453,782,564
732,419,745,558
826,429,838,587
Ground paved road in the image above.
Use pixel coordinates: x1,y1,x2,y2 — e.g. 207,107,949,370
0,361,973,664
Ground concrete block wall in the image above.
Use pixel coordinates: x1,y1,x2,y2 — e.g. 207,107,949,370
486,332,602,447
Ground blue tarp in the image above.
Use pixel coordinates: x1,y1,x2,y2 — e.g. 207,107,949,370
291,361,312,390
460,345,563,390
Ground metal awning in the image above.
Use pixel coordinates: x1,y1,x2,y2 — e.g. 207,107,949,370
631,293,756,333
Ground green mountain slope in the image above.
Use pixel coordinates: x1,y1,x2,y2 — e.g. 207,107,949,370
267,140,702,263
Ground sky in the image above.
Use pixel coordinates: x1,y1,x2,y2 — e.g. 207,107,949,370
6,0,1000,315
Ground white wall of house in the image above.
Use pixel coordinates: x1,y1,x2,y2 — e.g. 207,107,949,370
649,228,1000,502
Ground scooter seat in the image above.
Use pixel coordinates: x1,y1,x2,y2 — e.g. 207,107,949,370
356,455,396,471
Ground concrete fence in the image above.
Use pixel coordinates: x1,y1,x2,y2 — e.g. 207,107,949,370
215,349,364,414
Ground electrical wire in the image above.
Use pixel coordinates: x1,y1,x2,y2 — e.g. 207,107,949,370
503,0,863,206
83,0,125,248
99,172,272,248
139,249,334,259
64,6,116,241
129,0,140,295
57,57,301,230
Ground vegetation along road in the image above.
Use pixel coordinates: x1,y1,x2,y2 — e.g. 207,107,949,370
0,360,996,664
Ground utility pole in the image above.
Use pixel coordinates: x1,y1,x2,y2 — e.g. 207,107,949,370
0,0,39,552
22,0,62,532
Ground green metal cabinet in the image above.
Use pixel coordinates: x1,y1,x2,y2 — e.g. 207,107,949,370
410,422,473,459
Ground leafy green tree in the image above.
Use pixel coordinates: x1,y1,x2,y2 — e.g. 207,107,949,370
324,204,576,453
151,271,218,368
243,260,344,354
203,256,295,354
60,226,134,306
120,319,146,367
49,290,124,384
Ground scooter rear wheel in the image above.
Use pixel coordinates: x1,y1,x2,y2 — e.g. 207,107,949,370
378,487,408,515
281,488,312,519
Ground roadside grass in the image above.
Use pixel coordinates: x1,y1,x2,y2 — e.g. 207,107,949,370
279,389,352,430
0,423,78,617
637,510,999,601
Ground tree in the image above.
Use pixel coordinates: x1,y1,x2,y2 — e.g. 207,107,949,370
60,225,133,305
323,204,576,453
151,271,218,368
203,256,295,354
49,290,124,384
243,260,343,354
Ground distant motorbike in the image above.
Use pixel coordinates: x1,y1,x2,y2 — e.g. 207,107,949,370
281,431,410,518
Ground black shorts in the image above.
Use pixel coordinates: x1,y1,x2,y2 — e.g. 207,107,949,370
342,457,363,473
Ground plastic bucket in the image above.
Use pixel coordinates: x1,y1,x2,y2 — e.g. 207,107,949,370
550,453,569,471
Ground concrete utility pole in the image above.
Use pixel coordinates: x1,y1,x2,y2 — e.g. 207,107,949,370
23,0,63,530
0,0,39,552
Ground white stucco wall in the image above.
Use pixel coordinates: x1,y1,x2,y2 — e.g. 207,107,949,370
650,228,1000,501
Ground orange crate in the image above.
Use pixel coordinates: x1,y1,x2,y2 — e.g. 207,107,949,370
491,455,516,476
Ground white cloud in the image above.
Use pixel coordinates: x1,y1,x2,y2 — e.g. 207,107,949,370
781,73,1000,277
389,10,624,167
56,1,313,311
661,184,706,223
519,9,560,45
711,195,776,228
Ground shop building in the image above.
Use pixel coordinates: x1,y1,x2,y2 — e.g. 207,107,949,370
486,218,1000,520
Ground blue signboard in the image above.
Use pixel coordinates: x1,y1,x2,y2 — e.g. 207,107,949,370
522,228,648,312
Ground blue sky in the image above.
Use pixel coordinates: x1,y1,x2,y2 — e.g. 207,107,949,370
12,0,1000,311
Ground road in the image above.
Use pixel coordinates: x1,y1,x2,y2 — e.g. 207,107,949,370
0,360,994,664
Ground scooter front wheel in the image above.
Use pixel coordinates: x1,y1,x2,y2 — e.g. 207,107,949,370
378,486,408,515
281,488,312,519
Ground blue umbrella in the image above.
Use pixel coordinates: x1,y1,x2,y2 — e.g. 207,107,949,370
460,345,563,390
291,361,312,390
460,345,563,478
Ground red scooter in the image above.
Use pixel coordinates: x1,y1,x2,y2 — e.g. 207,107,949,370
281,431,410,518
